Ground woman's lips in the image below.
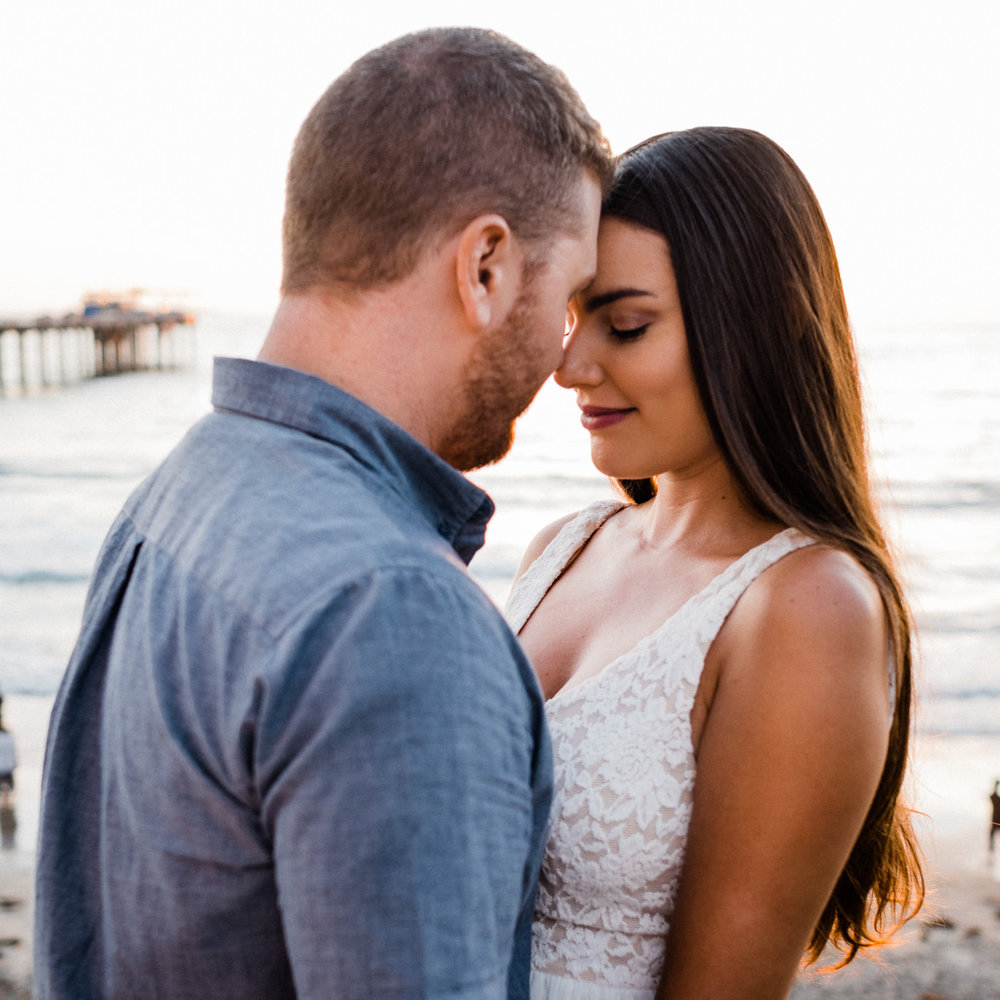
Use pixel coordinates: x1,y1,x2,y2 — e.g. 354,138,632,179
579,405,636,430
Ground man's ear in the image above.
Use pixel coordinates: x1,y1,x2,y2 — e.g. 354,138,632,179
454,215,522,331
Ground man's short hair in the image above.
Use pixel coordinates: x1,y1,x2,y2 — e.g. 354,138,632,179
281,27,611,294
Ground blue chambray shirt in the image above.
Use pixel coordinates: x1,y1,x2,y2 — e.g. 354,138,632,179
35,357,552,1000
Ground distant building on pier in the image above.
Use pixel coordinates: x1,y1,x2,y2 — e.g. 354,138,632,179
0,291,196,395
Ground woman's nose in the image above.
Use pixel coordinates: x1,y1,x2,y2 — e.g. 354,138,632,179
554,320,602,390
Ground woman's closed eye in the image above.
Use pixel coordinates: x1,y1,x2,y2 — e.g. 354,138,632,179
608,322,650,342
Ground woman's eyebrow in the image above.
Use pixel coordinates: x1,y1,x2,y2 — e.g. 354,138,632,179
583,288,654,313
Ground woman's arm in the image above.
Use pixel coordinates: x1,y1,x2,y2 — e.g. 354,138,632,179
656,545,891,1000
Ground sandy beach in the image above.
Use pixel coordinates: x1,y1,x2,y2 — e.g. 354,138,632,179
1,693,998,1000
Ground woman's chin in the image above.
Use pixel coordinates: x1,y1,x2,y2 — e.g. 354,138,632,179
590,452,654,483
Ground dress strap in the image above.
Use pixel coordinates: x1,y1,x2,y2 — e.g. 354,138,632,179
505,499,625,633
669,528,817,658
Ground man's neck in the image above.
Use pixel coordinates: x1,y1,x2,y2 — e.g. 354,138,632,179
258,287,466,454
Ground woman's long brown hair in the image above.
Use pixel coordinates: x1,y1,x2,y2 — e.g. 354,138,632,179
605,127,923,964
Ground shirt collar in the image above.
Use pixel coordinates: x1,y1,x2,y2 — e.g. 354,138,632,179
211,357,495,564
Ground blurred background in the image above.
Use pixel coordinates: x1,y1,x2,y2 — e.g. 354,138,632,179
1,0,998,919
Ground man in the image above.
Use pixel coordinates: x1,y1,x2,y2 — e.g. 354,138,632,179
34,27,609,1000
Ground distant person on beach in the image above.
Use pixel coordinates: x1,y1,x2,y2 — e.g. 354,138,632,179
0,699,15,801
34,28,609,1000
0,696,15,851
507,128,924,999
991,780,1000,852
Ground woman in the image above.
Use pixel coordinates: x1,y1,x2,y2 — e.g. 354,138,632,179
507,128,923,1000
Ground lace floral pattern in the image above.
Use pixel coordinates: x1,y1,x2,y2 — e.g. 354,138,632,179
507,502,815,992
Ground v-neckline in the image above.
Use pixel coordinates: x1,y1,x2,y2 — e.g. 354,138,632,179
543,523,801,705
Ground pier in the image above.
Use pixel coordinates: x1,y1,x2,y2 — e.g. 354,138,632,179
0,299,196,395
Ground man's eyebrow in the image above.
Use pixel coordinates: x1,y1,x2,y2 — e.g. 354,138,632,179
582,288,654,313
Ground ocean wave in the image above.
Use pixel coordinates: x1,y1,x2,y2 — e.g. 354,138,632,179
915,722,1000,738
0,463,140,481
477,469,606,489
919,616,1000,634
917,689,1000,738
885,479,1000,510
928,687,1000,701
0,570,91,586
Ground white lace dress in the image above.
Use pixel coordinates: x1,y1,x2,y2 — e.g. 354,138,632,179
505,500,817,1000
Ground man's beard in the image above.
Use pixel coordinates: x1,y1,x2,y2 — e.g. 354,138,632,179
437,288,551,472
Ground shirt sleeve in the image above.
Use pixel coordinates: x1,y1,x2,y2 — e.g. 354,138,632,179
255,564,543,1000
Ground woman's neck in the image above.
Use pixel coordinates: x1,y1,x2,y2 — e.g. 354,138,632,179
634,461,783,556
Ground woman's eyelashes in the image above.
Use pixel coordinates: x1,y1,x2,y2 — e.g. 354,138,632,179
607,321,650,342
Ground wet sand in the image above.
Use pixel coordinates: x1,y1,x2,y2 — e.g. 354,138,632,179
790,858,1000,999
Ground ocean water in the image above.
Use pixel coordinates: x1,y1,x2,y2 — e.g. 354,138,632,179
1,312,998,847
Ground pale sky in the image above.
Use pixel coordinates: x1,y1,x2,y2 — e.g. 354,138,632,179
2,0,997,327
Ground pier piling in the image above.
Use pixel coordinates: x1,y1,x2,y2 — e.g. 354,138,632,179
0,302,195,396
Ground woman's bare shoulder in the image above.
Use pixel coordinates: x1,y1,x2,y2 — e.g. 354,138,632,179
720,540,889,705
746,542,885,637
511,510,582,585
